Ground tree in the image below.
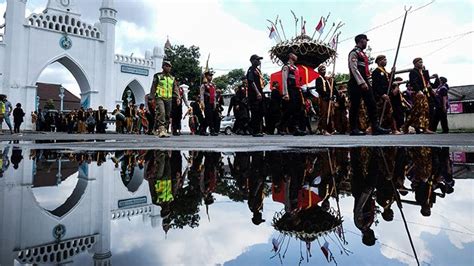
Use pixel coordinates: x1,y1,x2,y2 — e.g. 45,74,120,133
263,73,270,87
44,99,55,110
335,73,349,84
164,45,202,99
213,68,245,94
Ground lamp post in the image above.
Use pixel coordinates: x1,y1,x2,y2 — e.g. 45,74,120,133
59,86,65,112
35,96,40,112
56,155,62,185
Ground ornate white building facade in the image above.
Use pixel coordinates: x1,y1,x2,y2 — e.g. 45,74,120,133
0,147,161,265
0,0,164,129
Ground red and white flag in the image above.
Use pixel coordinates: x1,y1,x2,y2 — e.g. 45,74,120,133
315,16,326,34
320,241,333,262
269,26,277,40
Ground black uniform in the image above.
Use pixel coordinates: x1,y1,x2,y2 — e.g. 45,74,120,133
228,87,250,134
95,109,108,133
246,66,265,135
280,64,305,134
348,46,379,131
316,76,338,133
372,67,394,129
266,88,282,134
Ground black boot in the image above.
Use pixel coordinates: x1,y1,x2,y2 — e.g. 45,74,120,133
372,126,391,135
350,129,366,136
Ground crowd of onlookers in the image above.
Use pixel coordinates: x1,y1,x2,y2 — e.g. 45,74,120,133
31,106,109,134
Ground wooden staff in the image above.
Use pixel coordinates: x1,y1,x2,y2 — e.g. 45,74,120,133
394,68,412,74
291,10,299,39
326,32,340,127
279,19,287,41
379,148,420,266
379,6,412,126
327,22,345,44
321,12,331,41
322,22,335,43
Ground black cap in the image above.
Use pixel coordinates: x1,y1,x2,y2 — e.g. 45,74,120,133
250,54,263,62
355,34,369,43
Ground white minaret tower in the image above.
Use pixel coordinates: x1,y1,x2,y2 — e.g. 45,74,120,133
97,0,117,110
2,0,27,98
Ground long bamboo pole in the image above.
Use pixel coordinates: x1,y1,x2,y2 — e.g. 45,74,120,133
326,33,340,127
379,6,412,126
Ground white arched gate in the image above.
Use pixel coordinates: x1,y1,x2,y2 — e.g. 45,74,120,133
0,0,163,129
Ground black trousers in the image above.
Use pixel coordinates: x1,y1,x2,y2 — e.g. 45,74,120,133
348,80,378,130
233,107,250,133
96,121,106,133
14,122,21,133
280,87,304,132
171,101,183,132
203,104,219,134
431,108,449,133
147,110,155,134
266,112,281,134
428,99,436,131
249,99,265,134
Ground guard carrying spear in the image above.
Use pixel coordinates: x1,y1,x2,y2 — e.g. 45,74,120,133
315,65,338,135
372,55,401,134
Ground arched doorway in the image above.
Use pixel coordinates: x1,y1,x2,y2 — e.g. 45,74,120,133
121,79,145,109
31,162,89,219
33,55,92,111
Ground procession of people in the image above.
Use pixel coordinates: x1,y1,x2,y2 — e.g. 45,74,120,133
0,34,451,137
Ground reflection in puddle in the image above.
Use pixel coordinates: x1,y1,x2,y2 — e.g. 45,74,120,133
0,146,472,265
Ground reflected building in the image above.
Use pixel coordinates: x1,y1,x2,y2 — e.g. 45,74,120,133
0,148,159,266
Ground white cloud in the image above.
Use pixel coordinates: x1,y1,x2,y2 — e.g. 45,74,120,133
143,0,272,77
111,194,274,265
335,177,474,266
37,62,81,97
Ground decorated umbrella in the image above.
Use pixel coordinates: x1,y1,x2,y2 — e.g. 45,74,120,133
272,205,343,242
269,36,337,69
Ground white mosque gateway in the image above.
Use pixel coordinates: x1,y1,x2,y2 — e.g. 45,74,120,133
0,147,161,265
0,0,165,130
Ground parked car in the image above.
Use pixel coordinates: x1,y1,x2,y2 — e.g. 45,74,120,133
220,115,235,135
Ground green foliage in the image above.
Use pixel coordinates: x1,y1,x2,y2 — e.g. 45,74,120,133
263,73,270,86
44,99,56,110
213,68,246,94
165,45,202,99
335,73,349,84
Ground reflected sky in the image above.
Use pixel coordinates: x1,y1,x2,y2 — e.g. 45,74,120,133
0,147,472,266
